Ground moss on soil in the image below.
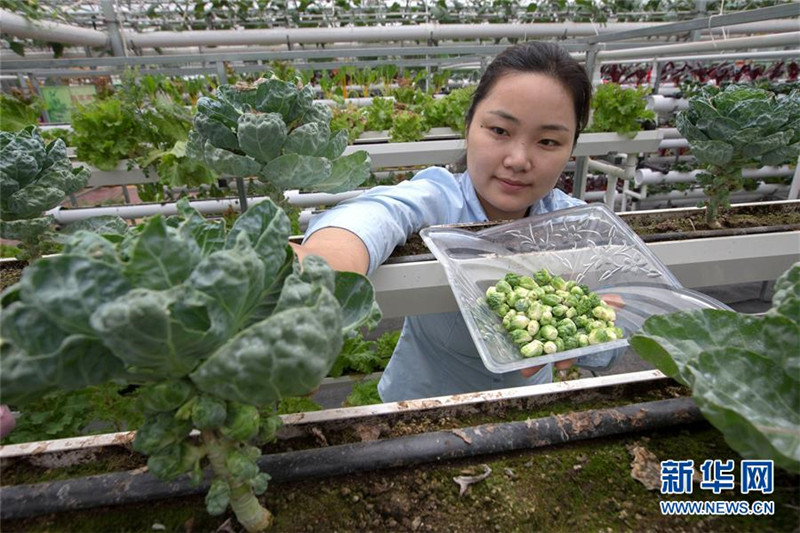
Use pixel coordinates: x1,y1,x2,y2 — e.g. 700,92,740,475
4,425,798,533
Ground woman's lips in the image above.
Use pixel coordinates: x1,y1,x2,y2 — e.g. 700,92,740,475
495,176,528,192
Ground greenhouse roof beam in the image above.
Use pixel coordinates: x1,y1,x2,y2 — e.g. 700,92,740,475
577,4,800,45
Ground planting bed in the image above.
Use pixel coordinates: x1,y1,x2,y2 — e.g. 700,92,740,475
2,378,798,532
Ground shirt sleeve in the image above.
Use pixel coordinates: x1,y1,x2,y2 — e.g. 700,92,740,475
530,188,586,215
304,167,465,275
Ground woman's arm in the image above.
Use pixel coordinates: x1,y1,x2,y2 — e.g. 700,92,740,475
290,227,370,275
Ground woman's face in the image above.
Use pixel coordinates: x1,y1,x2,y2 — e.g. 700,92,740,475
465,72,577,220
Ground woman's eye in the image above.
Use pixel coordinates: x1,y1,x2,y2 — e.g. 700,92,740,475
489,126,507,136
541,139,560,147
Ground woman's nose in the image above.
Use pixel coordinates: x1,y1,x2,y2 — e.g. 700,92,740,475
503,143,531,172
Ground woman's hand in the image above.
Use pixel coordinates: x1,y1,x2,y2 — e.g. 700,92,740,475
0,405,15,439
518,293,624,379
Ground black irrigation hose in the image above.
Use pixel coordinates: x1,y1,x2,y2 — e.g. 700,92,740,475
0,397,702,520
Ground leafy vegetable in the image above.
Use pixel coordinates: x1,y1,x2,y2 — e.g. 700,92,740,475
586,82,655,137
630,262,799,473
188,77,371,195
676,85,800,226
0,126,90,260
0,197,380,532
344,378,382,407
486,269,620,359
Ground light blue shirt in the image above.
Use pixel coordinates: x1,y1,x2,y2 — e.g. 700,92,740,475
304,167,585,402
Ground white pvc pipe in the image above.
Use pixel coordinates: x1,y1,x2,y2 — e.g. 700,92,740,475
647,95,689,114
635,165,795,187
125,22,663,49
284,189,364,208
0,9,108,48
597,32,800,60
659,138,690,150
635,183,788,204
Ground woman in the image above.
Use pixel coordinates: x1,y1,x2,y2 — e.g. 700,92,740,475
292,41,592,402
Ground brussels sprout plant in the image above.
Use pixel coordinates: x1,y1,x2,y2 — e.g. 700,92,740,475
676,85,800,227
0,199,380,532
0,126,90,260
187,76,372,205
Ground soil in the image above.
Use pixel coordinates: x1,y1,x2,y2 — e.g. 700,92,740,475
387,202,800,260
0,260,25,292
3,424,798,533
2,382,799,532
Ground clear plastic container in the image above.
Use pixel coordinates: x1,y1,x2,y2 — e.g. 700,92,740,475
420,204,731,373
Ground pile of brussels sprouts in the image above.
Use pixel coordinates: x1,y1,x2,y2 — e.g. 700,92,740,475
485,269,622,358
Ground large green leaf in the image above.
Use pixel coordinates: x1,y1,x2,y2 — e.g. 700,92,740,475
196,96,241,130
0,130,44,187
226,199,290,279
123,216,198,291
194,113,240,152
6,185,64,219
260,153,331,190
690,140,733,167
313,151,371,193
61,230,119,264
189,235,266,329
176,199,227,256
237,112,286,163
631,263,800,473
323,129,349,160
62,215,128,237
334,270,382,334
203,141,262,178
283,122,329,157
741,131,793,159
0,216,51,241
301,101,333,126
91,287,228,378
688,347,799,473
189,285,343,405
20,255,130,336
0,335,128,405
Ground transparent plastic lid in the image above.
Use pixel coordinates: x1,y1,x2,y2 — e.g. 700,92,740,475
420,204,731,373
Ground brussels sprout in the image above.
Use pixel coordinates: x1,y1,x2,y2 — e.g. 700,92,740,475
563,337,579,350
502,310,516,329
249,472,271,495
577,333,589,347
563,295,580,309
540,324,558,341
528,285,546,299
526,302,543,321
504,272,521,286
590,320,607,331
259,414,282,444
220,403,261,441
495,280,513,294
565,280,577,291
565,307,577,319
506,291,519,307
574,315,590,329
520,339,544,358
540,293,562,307
541,285,555,294
557,318,577,337
570,285,585,296
514,298,531,313
486,291,506,310
518,276,537,290
138,380,195,413
509,314,530,331
533,269,551,286
552,304,568,318
588,328,615,345
526,320,540,337
514,287,530,299
192,396,228,430
226,449,260,482
613,326,624,339
511,329,533,345
554,338,565,352
543,341,558,354
592,305,616,322
495,303,510,317
555,290,571,300
206,479,232,516
540,310,554,325
550,276,567,291
133,412,193,455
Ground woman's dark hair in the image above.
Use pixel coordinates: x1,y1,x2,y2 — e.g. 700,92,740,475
464,41,592,143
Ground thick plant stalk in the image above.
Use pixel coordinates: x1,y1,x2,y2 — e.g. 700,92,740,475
203,431,273,532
